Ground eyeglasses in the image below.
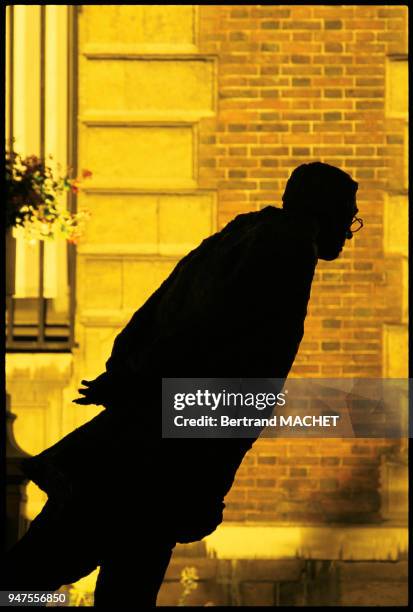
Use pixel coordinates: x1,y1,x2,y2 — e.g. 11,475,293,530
350,215,363,233
345,215,363,240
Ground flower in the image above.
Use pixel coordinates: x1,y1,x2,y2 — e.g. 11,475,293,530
178,566,199,606
6,150,92,243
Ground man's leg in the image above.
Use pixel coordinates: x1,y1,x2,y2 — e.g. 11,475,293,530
94,538,175,607
2,499,100,592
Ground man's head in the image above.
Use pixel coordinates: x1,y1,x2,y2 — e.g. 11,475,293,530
282,162,360,260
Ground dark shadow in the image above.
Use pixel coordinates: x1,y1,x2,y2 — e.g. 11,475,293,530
2,162,359,606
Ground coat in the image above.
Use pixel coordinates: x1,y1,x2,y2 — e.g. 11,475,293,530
20,205,318,543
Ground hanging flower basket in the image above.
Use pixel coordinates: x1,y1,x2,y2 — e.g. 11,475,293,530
6,150,92,244
5,150,92,296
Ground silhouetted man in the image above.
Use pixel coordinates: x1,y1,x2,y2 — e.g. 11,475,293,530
3,162,360,607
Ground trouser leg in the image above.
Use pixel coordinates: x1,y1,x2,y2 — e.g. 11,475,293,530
1,499,100,592
94,539,175,608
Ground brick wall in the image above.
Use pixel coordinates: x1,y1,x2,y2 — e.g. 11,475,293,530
195,5,408,522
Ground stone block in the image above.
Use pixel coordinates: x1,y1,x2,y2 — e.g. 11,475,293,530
122,258,176,309
339,561,408,581
383,324,408,378
241,581,275,606
79,125,195,187
338,562,408,606
81,59,214,115
386,59,408,117
383,193,408,256
159,193,216,255
340,581,408,606
401,257,408,324
164,558,218,580
80,192,216,255
237,559,304,582
79,5,195,47
81,194,158,250
83,259,123,309
83,325,121,379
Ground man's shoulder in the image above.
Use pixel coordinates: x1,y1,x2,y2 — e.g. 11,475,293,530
234,205,281,223
220,205,282,235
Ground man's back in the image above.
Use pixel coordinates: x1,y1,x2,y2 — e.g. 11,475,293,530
103,205,318,386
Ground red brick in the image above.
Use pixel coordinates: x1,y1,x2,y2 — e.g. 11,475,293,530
196,4,407,524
